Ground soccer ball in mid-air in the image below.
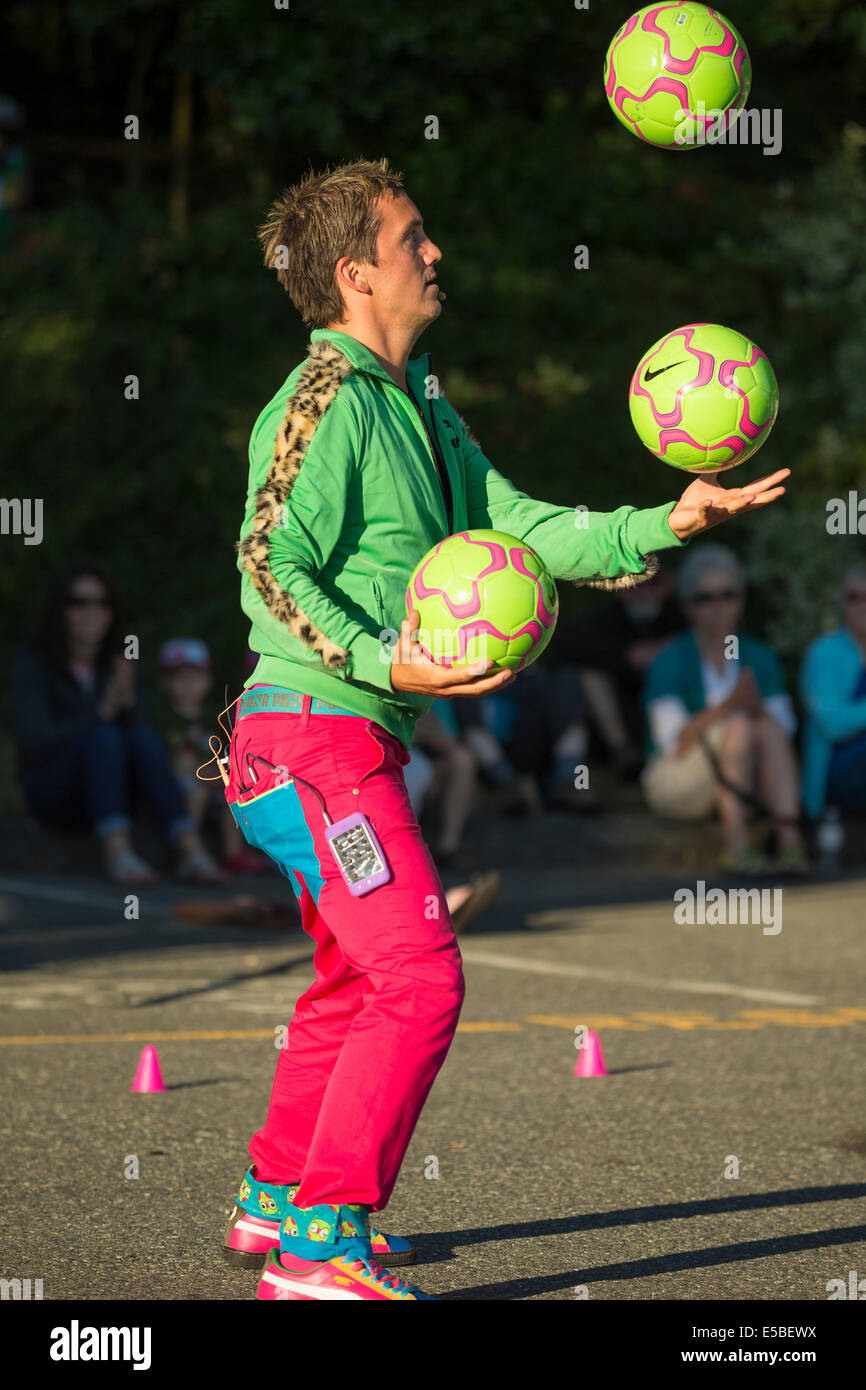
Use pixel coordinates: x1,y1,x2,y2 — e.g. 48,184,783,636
628,322,779,472
604,2,751,149
405,530,559,672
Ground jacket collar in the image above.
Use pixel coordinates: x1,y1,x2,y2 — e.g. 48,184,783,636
309,328,430,392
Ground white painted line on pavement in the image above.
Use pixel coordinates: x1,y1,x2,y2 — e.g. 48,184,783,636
458,948,821,1006
0,926,143,945
0,878,822,1007
0,877,125,910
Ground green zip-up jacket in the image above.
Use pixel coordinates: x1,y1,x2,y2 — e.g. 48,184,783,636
237,328,687,750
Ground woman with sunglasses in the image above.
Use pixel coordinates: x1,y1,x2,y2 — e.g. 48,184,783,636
799,563,866,825
640,544,808,875
12,564,224,885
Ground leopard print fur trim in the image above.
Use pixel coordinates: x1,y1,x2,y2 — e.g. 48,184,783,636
235,338,354,669
572,550,661,591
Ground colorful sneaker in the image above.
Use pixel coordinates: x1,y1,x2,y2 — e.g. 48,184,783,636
256,1248,436,1301
223,1167,416,1268
369,1227,416,1268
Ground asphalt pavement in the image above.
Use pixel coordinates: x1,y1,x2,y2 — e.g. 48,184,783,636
0,857,864,1302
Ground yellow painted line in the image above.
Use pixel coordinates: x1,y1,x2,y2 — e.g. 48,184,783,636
526,1014,650,1032
699,1021,763,1030
0,1010,862,1047
524,1010,863,1032
0,1029,274,1046
632,1012,723,1030
455,1021,523,1033
0,1023,522,1046
738,1009,853,1027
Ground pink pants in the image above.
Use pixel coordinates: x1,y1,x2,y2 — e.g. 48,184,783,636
225,691,465,1211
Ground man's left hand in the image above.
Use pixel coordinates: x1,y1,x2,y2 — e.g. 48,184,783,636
667,467,790,541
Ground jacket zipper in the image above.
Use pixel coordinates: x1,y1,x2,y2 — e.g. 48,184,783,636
370,575,386,627
403,354,454,533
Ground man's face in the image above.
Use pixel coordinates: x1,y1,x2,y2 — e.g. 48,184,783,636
362,192,443,334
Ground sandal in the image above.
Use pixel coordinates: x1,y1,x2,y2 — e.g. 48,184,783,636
104,849,158,886
450,869,502,935
176,848,227,884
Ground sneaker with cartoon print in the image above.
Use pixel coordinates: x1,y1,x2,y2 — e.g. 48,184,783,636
223,1165,416,1268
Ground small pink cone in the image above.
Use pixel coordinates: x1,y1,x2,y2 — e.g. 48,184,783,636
573,1030,608,1078
130,1045,167,1093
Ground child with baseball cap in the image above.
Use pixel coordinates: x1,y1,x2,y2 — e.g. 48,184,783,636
159,638,265,876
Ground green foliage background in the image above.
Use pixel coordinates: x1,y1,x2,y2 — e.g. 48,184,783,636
2,0,866,713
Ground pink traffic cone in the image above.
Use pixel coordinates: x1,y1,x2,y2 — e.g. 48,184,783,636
130,1044,167,1093
573,1030,608,1078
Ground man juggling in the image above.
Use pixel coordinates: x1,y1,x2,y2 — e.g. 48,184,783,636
222,157,789,1302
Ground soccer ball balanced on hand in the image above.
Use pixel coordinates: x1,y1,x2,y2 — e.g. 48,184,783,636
629,323,780,471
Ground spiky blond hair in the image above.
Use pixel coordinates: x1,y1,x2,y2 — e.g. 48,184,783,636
257,157,406,328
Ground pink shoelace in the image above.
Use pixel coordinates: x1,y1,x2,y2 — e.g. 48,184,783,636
347,1257,420,1297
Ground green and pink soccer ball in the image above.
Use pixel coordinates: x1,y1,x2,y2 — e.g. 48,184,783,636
628,322,779,472
604,2,751,149
406,530,558,672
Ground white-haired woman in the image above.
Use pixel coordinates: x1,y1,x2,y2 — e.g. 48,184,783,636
640,544,808,874
799,563,866,822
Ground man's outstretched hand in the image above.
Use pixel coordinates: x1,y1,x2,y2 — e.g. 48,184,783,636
667,467,790,541
389,610,517,698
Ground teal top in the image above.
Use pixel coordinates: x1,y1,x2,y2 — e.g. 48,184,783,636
642,629,788,758
798,628,866,818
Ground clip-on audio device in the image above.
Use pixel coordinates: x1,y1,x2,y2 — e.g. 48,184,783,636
197,689,392,897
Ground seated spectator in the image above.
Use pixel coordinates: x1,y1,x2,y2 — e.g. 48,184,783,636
409,701,478,865
454,661,597,813
12,565,224,886
559,558,685,779
399,702,499,931
641,544,808,875
799,563,866,820
158,637,269,874
0,96,27,247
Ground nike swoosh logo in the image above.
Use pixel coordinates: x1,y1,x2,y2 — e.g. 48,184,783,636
644,359,687,382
